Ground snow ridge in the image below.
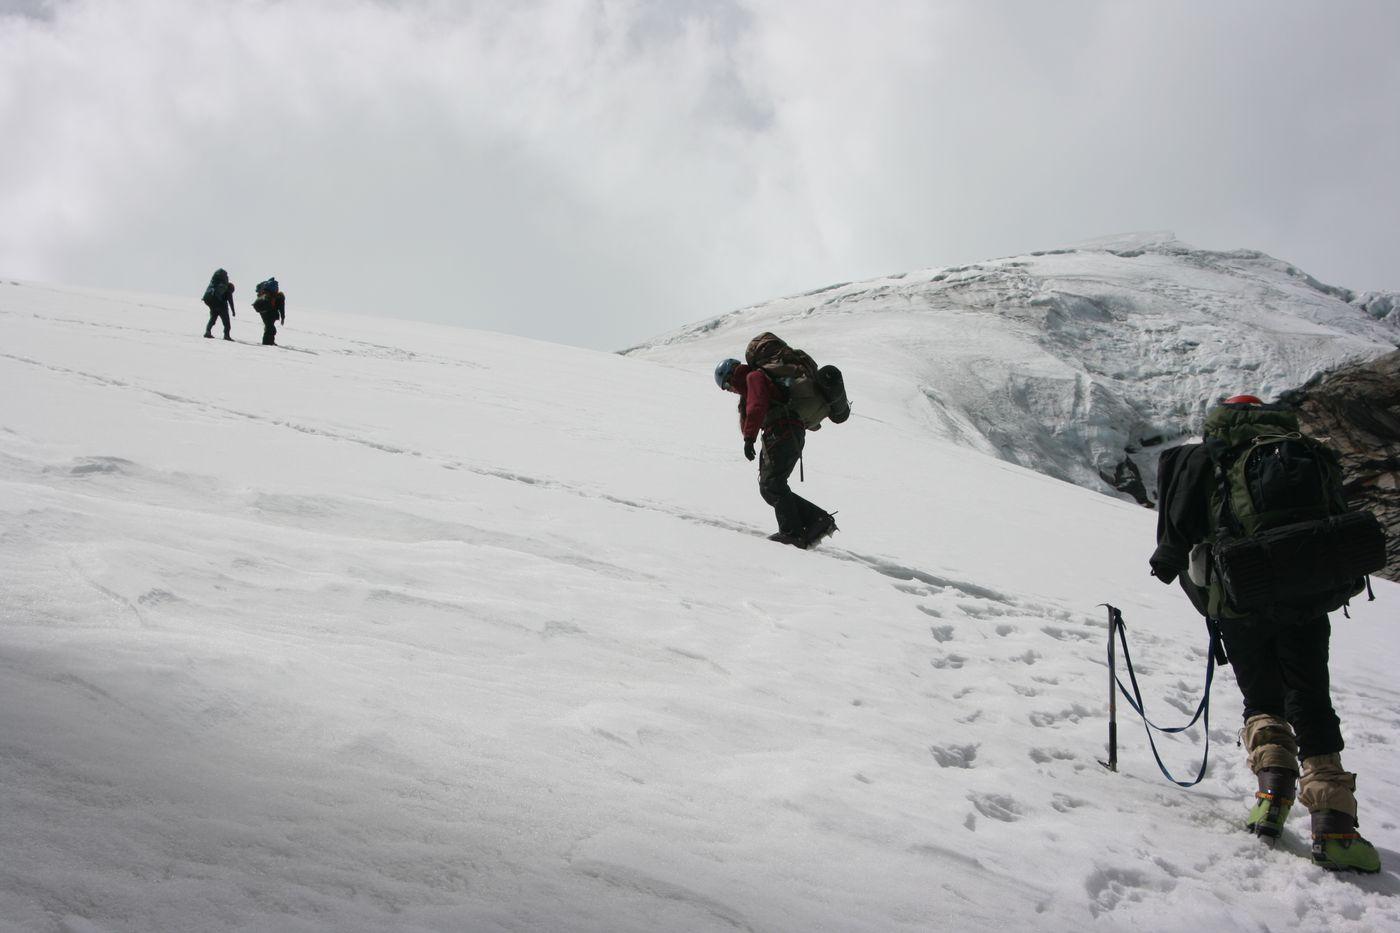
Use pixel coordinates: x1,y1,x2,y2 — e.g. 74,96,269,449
627,235,1398,502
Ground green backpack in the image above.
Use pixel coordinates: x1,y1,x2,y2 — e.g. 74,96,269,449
1202,404,1384,619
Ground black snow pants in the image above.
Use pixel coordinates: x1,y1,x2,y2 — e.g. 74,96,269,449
1178,577,1343,761
758,427,827,537
1215,614,1344,761
259,311,278,346
205,306,231,338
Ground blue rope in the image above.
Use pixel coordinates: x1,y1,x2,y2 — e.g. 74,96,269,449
1105,605,1217,788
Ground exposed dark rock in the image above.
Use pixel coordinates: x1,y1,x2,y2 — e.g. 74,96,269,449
1103,456,1150,506
1278,350,1400,582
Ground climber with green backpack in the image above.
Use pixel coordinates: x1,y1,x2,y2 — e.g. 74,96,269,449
715,333,850,549
1151,394,1386,873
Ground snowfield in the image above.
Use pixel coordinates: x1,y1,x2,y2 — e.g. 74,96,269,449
1,276,1397,932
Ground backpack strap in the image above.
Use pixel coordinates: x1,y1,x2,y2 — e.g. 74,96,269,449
1204,437,1245,538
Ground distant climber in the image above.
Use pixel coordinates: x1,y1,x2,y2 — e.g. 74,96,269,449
714,333,849,548
1150,394,1387,873
253,277,285,346
201,268,236,340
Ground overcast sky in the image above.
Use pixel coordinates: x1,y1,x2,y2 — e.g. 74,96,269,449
2,0,1397,350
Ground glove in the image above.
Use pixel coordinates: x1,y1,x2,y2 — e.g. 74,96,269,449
743,439,756,461
231,309,236,317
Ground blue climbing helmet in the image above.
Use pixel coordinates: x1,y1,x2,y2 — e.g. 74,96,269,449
714,358,741,390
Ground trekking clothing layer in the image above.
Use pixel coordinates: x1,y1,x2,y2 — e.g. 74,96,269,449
1243,713,1299,774
254,292,285,346
203,280,236,338
205,307,232,339
1150,443,1214,583
1214,613,1343,762
1299,753,1359,819
737,366,804,442
758,427,827,538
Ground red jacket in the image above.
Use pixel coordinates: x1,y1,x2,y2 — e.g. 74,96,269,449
735,365,803,441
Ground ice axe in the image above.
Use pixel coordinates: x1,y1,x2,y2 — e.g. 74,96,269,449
1097,602,1117,772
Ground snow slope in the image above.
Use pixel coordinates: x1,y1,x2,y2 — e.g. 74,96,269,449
1,279,1398,932
626,234,1398,502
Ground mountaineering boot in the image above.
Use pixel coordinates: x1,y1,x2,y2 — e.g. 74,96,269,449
797,511,838,550
1311,809,1381,873
1245,767,1295,839
768,530,801,546
203,332,213,338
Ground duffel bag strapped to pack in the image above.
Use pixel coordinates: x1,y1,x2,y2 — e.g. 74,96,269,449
817,365,850,424
1212,510,1385,614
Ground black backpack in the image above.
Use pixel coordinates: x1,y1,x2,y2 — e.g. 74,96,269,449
202,269,230,308
1203,403,1384,618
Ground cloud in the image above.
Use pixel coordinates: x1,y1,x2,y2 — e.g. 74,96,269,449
2,0,1398,349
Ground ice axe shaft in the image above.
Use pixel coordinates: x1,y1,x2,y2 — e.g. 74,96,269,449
1100,603,1118,772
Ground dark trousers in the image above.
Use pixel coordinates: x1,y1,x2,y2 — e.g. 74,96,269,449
758,428,827,536
205,307,230,337
1216,615,1344,761
260,313,278,345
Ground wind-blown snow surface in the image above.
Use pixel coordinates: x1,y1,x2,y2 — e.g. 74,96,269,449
2,280,1398,932
627,234,1398,501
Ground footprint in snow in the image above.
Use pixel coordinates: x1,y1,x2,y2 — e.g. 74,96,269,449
1029,747,1077,764
1051,793,1091,812
850,553,1011,604
1084,866,1176,917
1040,624,1096,643
1029,705,1093,727
958,602,1013,620
68,455,137,476
929,743,979,769
968,793,1023,822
